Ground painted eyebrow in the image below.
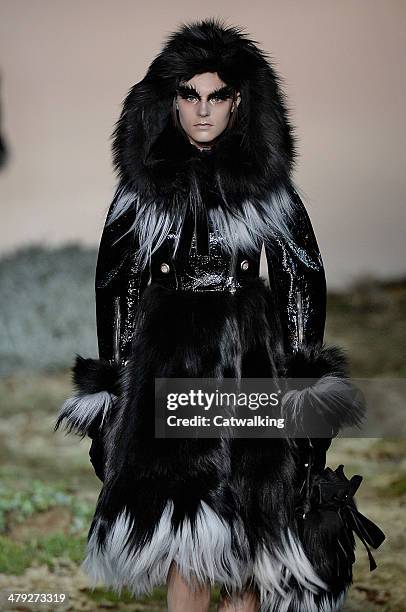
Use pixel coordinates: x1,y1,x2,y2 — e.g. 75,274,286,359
176,83,234,100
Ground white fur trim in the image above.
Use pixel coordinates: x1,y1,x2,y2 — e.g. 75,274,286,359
56,391,117,436
259,587,348,612
81,502,346,608
253,528,328,600
81,499,252,596
281,375,365,435
106,181,302,270
209,183,294,257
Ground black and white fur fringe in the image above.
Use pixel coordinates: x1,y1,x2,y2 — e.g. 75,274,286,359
54,355,121,438
281,344,366,437
82,500,343,609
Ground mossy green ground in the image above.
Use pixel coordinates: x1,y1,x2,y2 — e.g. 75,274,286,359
0,281,405,610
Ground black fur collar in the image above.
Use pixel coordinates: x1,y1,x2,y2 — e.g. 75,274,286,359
141,122,276,203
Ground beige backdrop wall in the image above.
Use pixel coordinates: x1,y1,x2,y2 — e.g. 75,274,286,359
0,0,405,289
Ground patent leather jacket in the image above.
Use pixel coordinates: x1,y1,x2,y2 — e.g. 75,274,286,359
95,182,327,369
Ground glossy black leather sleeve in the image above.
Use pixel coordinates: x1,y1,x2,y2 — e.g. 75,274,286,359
265,184,329,471
95,194,150,366
264,184,327,355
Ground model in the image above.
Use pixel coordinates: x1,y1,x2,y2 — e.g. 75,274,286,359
55,18,385,612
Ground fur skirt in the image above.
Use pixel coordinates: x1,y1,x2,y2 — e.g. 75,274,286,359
56,278,372,611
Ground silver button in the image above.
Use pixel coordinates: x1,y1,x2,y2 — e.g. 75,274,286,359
240,259,249,271
160,262,170,274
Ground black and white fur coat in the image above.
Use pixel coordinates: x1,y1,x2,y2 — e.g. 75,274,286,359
55,18,384,612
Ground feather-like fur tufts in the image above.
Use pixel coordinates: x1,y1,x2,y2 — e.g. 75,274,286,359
281,344,366,437
54,355,122,437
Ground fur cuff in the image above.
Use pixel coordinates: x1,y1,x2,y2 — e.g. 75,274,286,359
281,344,366,437
54,355,122,438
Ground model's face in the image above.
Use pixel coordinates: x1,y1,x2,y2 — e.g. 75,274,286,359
175,72,240,149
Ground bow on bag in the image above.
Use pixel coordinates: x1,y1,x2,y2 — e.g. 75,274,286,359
308,464,386,571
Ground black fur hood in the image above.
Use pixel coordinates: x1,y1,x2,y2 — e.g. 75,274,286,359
112,17,297,205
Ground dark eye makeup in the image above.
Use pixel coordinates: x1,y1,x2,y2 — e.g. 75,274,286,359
176,83,234,102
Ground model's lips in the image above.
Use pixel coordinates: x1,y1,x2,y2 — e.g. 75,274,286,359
194,123,213,127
